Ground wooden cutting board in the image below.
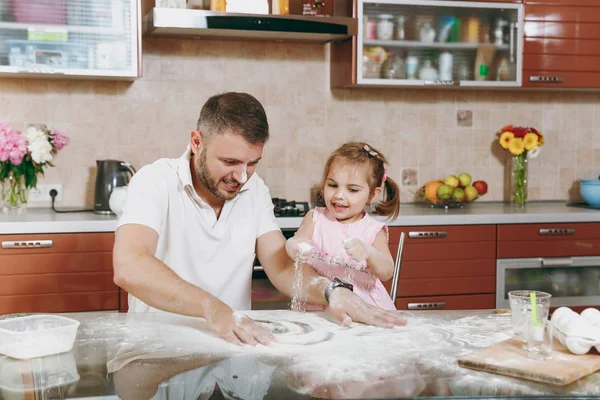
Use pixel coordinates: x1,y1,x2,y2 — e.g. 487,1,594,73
458,336,600,386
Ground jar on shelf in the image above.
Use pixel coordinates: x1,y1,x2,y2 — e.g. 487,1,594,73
377,14,394,41
419,58,438,80
393,54,406,79
365,16,377,40
395,15,406,40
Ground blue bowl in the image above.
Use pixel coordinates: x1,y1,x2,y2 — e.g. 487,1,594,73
580,180,600,207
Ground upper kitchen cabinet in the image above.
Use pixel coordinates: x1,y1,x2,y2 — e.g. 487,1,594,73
523,0,600,88
0,0,141,79
331,0,524,88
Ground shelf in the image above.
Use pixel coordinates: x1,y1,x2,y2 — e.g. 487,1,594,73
356,77,520,88
0,65,138,80
0,21,126,36
143,8,358,44
363,39,510,51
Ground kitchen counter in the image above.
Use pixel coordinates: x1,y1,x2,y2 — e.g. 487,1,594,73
1,310,599,398
0,202,598,234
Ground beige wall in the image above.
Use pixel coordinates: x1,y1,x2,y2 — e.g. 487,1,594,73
1,38,599,207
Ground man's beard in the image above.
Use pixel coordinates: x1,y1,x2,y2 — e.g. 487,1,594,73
196,149,237,200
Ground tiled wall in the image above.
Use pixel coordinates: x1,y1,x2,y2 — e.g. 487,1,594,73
1,38,599,207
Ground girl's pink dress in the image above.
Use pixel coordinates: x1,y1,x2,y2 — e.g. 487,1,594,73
305,207,396,311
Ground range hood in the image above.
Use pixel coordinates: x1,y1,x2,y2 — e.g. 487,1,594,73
143,8,357,43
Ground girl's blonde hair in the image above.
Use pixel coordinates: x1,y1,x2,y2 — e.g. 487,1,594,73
318,142,400,220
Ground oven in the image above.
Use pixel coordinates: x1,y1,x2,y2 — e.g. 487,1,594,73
251,228,298,310
496,256,600,309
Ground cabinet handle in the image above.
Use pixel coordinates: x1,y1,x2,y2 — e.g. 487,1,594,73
539,228,575,236
541,258,573,268
2,240,53,249
423,80,460,86
253,265,264,271
529,76,564,84
408,231,447,239
408,302,446,310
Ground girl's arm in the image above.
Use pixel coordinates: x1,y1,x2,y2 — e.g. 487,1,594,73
365,228,395,281
285,210,315,260
344,228,394,281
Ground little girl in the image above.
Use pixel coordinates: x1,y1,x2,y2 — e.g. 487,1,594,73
286,142,400,310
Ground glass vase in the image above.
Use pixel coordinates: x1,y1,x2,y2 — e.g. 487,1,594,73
510,153,528,208
1,173,29,215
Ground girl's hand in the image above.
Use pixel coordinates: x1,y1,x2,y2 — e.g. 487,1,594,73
343,238,372,262
285,237,313,262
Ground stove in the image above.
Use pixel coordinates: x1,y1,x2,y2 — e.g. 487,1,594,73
272,198,309,217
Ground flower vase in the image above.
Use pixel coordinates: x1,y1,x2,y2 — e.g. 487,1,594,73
510,153,528,208
1,173,29,215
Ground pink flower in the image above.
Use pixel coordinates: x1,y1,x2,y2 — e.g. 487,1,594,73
0,124,27,166
50,129,70,151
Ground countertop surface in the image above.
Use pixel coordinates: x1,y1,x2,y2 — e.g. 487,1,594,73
0,202,599,234
1,310,598,398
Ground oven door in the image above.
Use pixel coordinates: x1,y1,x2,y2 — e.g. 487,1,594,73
496,256,600,309
251,228,297,310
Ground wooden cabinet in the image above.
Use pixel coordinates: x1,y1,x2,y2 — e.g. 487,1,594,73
0,233,118,314
523,1,600,88
497,222,600,258
386,225,496,311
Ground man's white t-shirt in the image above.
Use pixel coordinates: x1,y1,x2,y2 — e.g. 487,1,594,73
116,147,280,312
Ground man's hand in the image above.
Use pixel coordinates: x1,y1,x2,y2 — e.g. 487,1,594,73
343,238,371,262
204,298,275,345
326,288,407,328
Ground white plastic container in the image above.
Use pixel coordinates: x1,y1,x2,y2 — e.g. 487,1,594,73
0,351,80,392
0,315,80,360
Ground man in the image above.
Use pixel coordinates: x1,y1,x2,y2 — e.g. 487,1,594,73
113,92,406,345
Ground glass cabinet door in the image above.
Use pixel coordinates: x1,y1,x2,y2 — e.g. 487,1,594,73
357,0,523,87
0,0,139,79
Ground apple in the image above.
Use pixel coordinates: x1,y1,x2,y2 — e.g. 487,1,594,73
473,180,488,195
464,185,479,202
452,188,466,202
444,175,460,188
458,172,472,187
437,184,454,200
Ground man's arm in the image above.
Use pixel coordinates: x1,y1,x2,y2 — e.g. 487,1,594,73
113,224,273,345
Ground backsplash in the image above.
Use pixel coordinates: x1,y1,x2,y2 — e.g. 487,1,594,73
0,38,599,207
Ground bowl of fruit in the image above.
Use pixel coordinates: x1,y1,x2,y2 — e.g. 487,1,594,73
418,173,488,209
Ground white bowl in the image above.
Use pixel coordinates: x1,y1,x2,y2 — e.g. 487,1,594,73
0,315,80,360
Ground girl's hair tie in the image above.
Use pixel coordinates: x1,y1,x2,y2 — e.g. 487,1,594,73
382,167,387,184
363,144,378,158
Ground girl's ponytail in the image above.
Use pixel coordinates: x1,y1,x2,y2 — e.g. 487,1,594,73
375,176,400,220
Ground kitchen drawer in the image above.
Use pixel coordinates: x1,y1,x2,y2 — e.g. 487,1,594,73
498,223,600,241
0,233,114,254
390,241,495,262
389,225,496,245
524,21,600,40
523,54,600,72
0,253,112,275
395,294,495,311
524,38,600,56
497,223,600,258
525,5,600,23
383,259,495,297
0,292,118,314
523,70,600,88
525,0,600,5
0,272,117,295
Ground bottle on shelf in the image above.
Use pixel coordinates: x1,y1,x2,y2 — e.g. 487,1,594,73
419,58,438,81
273,0,289,15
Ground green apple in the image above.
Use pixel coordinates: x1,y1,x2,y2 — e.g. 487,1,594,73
437,184,454,200
464,185,479,202
458,172,472,187
452,188,466,202
444,175,460,188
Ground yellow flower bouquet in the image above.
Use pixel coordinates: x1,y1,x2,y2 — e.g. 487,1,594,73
498,125,544,207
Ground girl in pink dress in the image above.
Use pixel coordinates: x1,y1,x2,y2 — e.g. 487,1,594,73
286,142,401,311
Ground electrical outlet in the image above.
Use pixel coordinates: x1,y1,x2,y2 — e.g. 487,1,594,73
29,184,63,202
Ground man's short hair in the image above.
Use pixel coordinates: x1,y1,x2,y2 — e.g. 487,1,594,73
196,92,269,145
